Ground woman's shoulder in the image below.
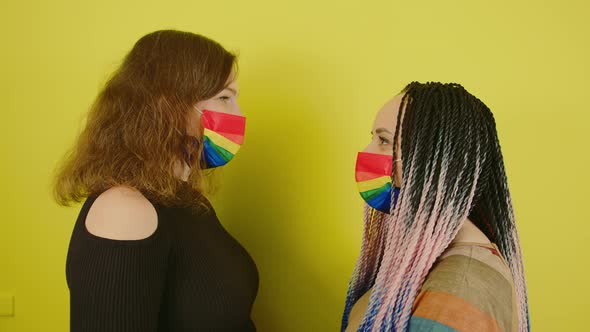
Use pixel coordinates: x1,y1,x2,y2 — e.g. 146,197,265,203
67,186,170,285
421,242,514,295
436,242,514,285
411,242,517,331
84,186,159,241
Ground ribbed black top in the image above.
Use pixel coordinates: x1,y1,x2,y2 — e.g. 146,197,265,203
66,193,259,332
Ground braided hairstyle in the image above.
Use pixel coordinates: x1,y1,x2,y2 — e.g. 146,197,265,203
341,82,530,331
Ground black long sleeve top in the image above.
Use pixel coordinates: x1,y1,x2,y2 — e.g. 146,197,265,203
66,193,259,331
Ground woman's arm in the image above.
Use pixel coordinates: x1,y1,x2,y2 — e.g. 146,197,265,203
67,187,168,332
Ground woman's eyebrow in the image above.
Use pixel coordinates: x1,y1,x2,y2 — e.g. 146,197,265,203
374,128,393,135
224,87,239,96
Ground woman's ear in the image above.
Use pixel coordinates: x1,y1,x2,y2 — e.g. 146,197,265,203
185,106,203,136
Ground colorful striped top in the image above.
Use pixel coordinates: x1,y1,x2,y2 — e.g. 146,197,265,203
345,242,517,332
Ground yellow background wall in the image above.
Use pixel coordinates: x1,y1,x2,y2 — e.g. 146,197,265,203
1,0,588,331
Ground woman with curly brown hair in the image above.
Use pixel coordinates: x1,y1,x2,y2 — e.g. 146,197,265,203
54,30,258,332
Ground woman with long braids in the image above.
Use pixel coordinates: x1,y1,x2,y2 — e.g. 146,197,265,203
343,82,529,332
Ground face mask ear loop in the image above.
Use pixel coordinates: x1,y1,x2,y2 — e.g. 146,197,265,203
175,126,201,167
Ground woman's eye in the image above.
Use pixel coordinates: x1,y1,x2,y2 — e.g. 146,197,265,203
379,136,390,145
219,96,231,102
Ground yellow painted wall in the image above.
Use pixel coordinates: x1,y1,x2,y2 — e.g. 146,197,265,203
1,0,588,331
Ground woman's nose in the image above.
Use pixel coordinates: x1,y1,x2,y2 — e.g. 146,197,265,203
233,105,244,117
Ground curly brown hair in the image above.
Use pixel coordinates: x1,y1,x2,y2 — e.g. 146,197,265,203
54,30,236,207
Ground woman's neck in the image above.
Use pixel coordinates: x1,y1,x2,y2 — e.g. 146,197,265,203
451,218,492,245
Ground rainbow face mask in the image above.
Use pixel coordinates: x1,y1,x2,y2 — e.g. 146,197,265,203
355,152,400,214
200,109,246,168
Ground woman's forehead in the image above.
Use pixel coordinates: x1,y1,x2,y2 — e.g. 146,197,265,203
373,94,404,131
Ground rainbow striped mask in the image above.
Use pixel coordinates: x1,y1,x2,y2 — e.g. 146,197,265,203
355,151,400,214
200,109,246,168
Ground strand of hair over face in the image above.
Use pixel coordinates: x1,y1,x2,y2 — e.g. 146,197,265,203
341,82,530,332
